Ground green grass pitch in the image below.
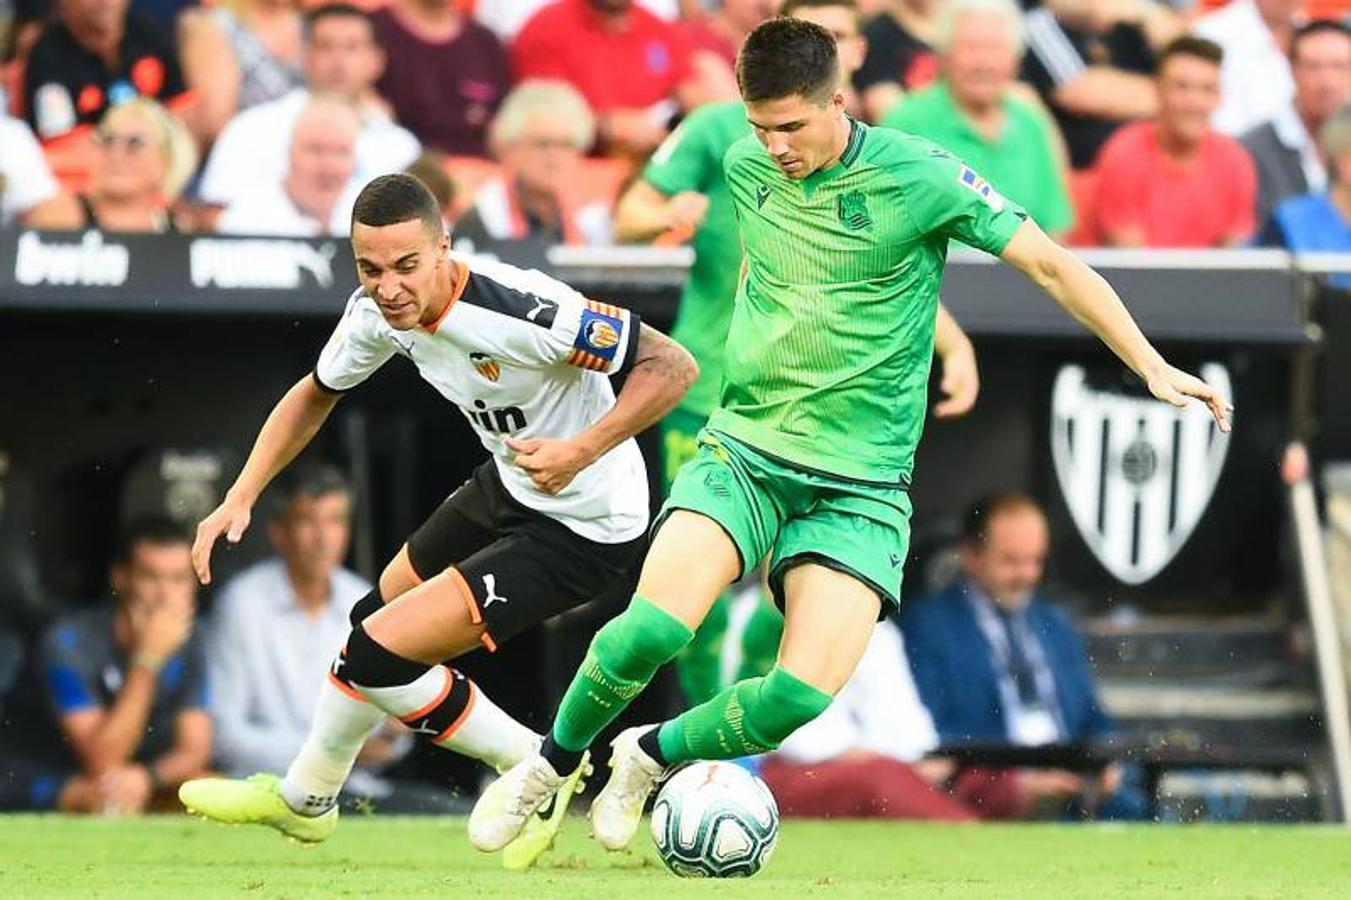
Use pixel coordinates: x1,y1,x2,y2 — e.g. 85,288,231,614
1,815,1348,898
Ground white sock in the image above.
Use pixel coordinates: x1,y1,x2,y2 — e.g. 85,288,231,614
432,681,540,772
359,666,540,772
280,675,385,816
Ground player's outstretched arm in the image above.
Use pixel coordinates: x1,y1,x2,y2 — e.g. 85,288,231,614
507,324,698,495
932,303,979,419
192,374,341,584
999,219,1233,432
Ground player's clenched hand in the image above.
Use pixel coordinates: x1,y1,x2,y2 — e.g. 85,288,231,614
193,498,252,585
505,436,592,496
933,339,980,419
1144,363,1233,433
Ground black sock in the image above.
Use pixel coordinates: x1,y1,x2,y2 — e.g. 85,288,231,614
637,726,668,768
541,733,583,776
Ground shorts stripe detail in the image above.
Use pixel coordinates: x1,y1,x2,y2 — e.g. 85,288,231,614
479,631,498,653
327,670,367,702
433,681,478,743
446,566,482,625
399,666,453,724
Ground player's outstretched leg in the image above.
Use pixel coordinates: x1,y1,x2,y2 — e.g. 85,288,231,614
470,511,738,851
590,563,878,850
183,574,539,840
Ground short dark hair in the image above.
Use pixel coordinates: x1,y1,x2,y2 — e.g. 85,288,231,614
1290,19,1351,65
351,173,443,236
737,17,840,104
1156,35,1223,74
781,0,862,29
115,516,191,566
962,492,1044,548
269,462,351,522
304,2,374,41
405,152,456,213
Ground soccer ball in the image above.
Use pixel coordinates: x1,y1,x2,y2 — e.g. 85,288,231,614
649,761,779,878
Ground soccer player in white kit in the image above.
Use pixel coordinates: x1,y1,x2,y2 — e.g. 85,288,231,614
180,174,696,867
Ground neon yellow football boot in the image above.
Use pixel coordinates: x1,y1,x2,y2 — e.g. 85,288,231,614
179,773,337,843
500,750,592,870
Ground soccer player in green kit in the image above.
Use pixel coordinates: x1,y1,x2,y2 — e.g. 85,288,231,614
470,16,1232,855
618,0,981,706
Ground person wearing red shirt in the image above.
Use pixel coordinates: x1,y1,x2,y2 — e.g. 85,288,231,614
1093,35,1257,248
512,0,695,157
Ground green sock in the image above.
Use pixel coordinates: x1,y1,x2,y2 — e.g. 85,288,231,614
550,596,694,752
656,665,832,764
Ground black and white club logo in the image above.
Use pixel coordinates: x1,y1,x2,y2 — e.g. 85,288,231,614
1050,363,1232,585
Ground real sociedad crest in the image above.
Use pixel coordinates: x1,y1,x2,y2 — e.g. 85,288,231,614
1051,363,1231,585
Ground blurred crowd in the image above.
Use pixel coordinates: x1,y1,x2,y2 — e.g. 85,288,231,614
0,0,1347,251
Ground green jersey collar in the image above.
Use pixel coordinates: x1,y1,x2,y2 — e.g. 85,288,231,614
802,116,867,193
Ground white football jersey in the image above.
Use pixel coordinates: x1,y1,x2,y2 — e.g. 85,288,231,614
315,254,649,543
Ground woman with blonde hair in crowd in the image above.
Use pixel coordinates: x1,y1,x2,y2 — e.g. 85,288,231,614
180,0,306,142
31,100,200,233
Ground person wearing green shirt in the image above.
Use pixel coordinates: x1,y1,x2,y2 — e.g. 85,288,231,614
616,0,982,707
883,0,1074,239
472,17,1230,856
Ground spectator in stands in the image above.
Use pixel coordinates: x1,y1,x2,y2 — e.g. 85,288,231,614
179,0,306,143
371,0,511,157
34,98,199,232
29,518,210,815
197,3,421,212
207,464,410,783
452,81,611,255
1259,103,1351,287
1194,0,1300,138
475,0,684,40
215,94,359,236
20,0,197,143
513,0,697,158
900,493,1147,820
759,620,979,820
0,113,67,226
884,0,1073,239
1241,20,1351,231
855,0,941,123
1092,36,1256,248
1021,0,1162,169
676,0,780,107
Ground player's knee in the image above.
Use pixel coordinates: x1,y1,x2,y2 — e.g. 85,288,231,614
592,596,694,680
348,588,385,627
746,666,833,749
342,624,428,689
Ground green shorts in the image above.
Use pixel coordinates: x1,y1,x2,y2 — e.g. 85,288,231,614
659,429,910,615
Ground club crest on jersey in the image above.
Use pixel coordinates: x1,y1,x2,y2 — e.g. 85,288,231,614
469,351,501,382
958,165,1006,212
1050,363,1232,585
755,184,771,209
837,190,873,230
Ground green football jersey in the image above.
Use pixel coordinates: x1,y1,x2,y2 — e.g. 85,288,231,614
711,119,1028,486
642,101,749,417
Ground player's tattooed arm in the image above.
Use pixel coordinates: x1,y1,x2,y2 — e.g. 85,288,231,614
1000,219,1233,431
507,324,698,495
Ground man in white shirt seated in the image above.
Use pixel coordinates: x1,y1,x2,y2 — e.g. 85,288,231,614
207,463,414,804
215,96,359,237
757,620,978,821
451,80,613,257
198,3,420,211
